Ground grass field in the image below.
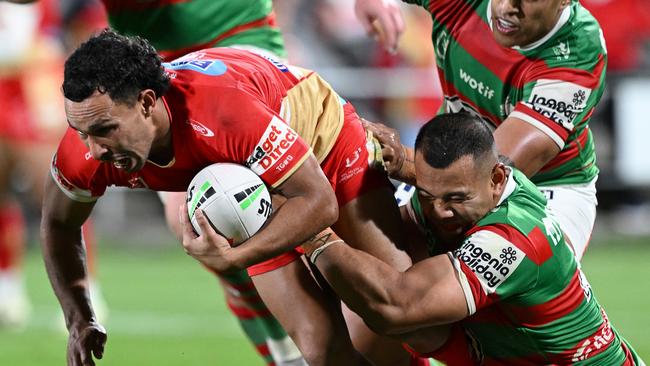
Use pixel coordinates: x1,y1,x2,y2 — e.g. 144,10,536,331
1,235,649,365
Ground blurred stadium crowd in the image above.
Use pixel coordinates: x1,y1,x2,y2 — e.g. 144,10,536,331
1,0,650,363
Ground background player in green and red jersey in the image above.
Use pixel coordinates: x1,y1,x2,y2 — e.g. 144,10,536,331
359,0,607,260
296,113,643,365
101,0,285,61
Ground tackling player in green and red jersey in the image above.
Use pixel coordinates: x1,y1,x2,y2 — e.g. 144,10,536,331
297,113,643,365
360,0,606,260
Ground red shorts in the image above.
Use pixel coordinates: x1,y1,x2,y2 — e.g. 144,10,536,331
0,77,35,142
0,61,66,144
247,102,390,276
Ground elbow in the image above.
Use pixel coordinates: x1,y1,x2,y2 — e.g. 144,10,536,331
323,198,339,227
362,283,420,336
315,188,339,228
363,304,408,336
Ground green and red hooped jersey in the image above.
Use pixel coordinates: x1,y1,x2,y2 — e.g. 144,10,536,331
403,0,607,186
406,169,643,365
101,0,286,61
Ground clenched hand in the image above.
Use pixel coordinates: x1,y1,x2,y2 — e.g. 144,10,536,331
67,321,106,366
180,203,240,274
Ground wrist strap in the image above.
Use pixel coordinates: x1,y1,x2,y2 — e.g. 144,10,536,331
309,239,344,264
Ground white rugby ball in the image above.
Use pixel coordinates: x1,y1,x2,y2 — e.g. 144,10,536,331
186,163,272,245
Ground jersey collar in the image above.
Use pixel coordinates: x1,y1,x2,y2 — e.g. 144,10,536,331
147,156,176,168
487,0,571,52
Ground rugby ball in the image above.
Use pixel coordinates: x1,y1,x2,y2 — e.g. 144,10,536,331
186,163,273,245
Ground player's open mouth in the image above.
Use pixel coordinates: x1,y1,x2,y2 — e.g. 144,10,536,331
440,221,465,232
494,17,519,34
113,157,132,170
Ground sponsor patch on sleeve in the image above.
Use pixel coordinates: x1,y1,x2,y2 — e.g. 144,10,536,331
452,230,525,294
163,51,227,76
523,79,592,131
50,154,97,203
244,116,310,187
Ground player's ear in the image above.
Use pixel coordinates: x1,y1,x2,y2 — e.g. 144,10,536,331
139,89,157,117
490,162,507,197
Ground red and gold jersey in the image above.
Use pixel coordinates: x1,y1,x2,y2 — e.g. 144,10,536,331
51,48,346,202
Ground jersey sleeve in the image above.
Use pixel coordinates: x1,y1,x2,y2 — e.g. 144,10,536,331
212,88,312,188
509,48,606,149
448,225,539,315
50,128,107,202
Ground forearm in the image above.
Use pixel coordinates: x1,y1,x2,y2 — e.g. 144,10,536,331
230,193,338,269
308,239,412,335
305,229,468,335
41,220,96,328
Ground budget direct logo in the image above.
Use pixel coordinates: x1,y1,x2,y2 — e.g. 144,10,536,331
246,117,299,174
453,235,524,293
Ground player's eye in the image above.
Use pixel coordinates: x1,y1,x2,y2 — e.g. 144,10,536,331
93,125,117,137
448,196,467,203
418,192,434,202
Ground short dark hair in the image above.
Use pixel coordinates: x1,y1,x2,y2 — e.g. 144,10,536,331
415,113,495,169
63,29,170,105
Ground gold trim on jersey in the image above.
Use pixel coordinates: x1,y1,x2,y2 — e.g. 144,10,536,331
270,148,312,189
147,156,176,168
280,69,344,163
